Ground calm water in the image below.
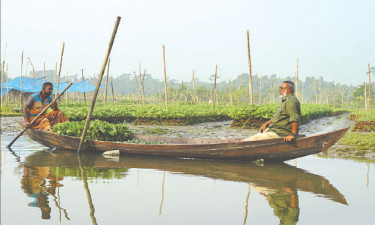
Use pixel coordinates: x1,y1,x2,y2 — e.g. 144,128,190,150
1,133,374,225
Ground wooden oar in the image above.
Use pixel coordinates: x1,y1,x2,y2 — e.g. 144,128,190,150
6,83,73,149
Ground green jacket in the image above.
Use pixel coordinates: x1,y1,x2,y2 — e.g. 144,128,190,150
268,94,301,137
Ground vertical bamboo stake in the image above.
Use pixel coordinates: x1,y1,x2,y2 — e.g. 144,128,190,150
139,61,145,105
43,61,46,83
295,58,299,98
238,77,243,106
55,42,65,97
65,72,69,106
258,73,262,104
319,77,322,104
133,71,141,104
314,78,318,104
82,69,87,105
110,77,115,106
333,83,336,108
142,69,146,105
246,30,253,107
78,16,121,153
104,58,110,106
341,89,344,107
212,65,217,110
229,79,233,105
191,69,196,104
27,57,36,79
369,63,372,114
364,80,368,111
301,81,304,103
20,50,24,108
272,78,275,103
162,45,168,109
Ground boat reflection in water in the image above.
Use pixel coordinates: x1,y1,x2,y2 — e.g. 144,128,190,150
22,151,348,224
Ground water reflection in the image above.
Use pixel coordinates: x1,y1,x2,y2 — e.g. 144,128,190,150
21,151,348,224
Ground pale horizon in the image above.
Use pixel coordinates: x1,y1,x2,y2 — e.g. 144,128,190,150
1,0,374,86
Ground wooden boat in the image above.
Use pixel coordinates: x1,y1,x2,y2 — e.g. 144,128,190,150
19,118,349,161
24,151,348,205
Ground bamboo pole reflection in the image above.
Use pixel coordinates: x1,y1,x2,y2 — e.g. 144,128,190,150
243,183,251,225
58,186,62,222
78,154,98,225
39,180,70,220
159,171,166,215
367,163,370,187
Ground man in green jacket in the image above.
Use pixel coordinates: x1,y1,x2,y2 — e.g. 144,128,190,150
242,81,301,143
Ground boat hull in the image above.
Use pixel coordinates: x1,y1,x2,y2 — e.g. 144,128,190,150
23,125,349,161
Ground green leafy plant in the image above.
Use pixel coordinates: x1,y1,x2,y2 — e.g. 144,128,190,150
52,120,134,142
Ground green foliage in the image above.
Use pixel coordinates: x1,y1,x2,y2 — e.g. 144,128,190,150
60,103,347,126
229,103,347,123
52,120,134,142
50,167,129,180
339,132,375,151
349,111,375,122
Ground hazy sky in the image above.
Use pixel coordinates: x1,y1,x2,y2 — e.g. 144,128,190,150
1,0,375,85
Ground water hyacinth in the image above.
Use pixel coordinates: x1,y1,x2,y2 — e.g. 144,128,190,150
52,120,134,142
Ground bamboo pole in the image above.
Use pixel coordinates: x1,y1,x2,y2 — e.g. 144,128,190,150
133,71,141,104
272,78,275,103
314,78,318,104
258,73,262,104
333,83,336,108
43,61,46,83
141,69,146,105
20,50,24,108
191,69,197,104
364,80,368,111
238,77,243,106
81,69,86,105
78,16,121,153
27,57,36,79
110,77,115,106
369,63,372,114
243,183,251,225
104,58,110,106
229,79,233,105
319,77,322,104
246,30,253,107
162,45,168,109
212,65,217,110
295,58,299,99
341,89,344,107
55,42,65,97
301,81,304,103
139,61,145,105
77,154,98,225
66,72,69,106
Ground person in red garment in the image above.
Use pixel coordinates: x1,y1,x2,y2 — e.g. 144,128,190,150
23,82,68,131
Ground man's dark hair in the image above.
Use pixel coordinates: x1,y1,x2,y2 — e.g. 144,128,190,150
283,81,295,94
42,82,53,89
